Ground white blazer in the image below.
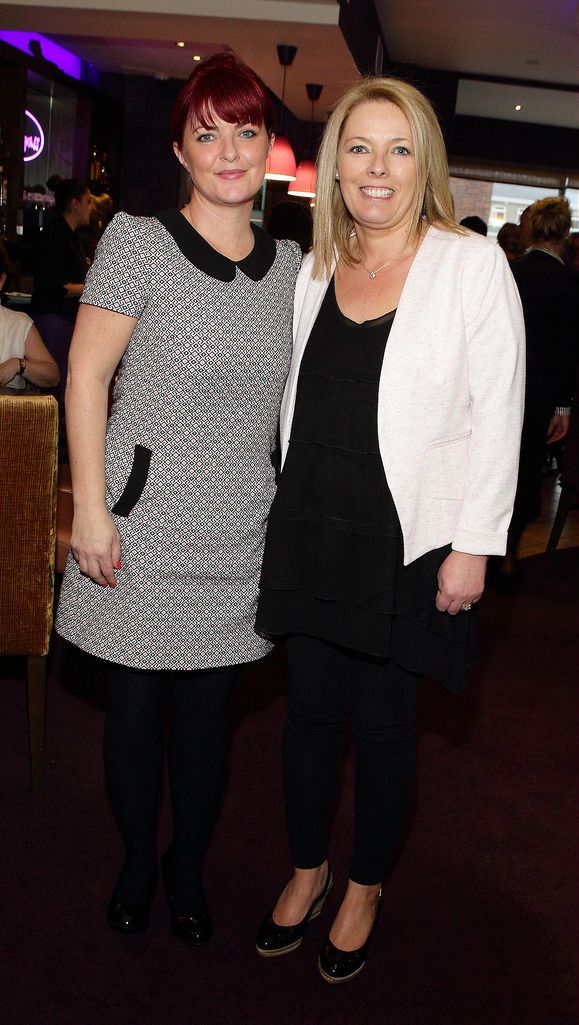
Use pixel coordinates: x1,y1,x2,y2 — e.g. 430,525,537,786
280,225,526,565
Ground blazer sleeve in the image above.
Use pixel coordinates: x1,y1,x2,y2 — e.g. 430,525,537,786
452,242,526,555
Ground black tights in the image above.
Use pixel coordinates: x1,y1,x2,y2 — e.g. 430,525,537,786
284,636,419,885
103,663,238,910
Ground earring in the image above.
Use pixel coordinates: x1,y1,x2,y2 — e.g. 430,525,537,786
335,172,340,181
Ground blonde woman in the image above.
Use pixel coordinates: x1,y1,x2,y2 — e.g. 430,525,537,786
255,77,525,982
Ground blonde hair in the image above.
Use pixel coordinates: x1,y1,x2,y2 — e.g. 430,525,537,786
530,197,571,243
312,77,461,278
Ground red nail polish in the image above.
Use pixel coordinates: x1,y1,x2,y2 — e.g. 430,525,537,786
115,561,121,569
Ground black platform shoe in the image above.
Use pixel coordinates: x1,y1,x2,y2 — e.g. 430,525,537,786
161,851,212,946
256,869,333,957
318,888,382,984
107,899,151,933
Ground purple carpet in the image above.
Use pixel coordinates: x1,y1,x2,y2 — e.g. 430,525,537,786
1,548,577,1025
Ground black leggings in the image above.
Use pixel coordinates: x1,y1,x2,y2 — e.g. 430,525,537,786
102,663,238,910
284,635,419,886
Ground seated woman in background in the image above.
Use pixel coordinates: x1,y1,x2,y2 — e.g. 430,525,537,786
0,250,59,390
255,76,525,983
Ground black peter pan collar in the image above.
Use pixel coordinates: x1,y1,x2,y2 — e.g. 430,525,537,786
155,208,276,282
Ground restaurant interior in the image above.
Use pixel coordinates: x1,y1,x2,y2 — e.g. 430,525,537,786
1,1,578,1022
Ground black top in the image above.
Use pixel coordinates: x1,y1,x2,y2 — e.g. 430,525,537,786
155,208,276,281
31,214,90,321
256,278,475,693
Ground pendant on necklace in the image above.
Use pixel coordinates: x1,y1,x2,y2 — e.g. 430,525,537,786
369,271,377,279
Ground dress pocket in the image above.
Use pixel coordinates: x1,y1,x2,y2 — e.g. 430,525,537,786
111,444,152,516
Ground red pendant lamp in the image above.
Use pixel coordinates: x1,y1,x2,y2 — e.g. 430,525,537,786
265,136,297,181
265,44,297,182
288,83,323,199
287,159,316,197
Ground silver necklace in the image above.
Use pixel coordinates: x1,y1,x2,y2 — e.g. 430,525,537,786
360,248,407,279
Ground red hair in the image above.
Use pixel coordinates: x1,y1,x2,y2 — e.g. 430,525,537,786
172,52,273,147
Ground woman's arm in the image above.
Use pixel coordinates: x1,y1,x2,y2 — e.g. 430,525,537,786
23,324,60,386
66,303,137,587
0,324,59,386
453,243,526,555
0,357,20,385
438,242,526,612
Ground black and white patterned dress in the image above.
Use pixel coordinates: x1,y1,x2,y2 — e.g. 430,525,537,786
56,209,301,671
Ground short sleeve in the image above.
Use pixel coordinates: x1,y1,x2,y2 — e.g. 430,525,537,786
81,212,152,319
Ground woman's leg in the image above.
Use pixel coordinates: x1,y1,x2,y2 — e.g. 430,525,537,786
272,635,351,924
103,664,169,902
351,658,419,885
330,657,419,950
167,666,238,912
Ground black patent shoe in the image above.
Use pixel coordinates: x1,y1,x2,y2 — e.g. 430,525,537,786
318,888,382,984
107,899,150,933
256,868,333,957
161,851,212,946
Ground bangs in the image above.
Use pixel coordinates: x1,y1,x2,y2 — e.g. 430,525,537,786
172,54,273,146
193,81,269,131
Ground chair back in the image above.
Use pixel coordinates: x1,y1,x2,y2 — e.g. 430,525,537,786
0,394,58,655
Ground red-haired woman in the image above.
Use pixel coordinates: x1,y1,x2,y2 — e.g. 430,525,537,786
56,53,301,944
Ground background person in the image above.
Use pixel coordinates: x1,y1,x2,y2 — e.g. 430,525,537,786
459,214,487,236
497,222,524,264
254,76,525,983
56,53,300,945
31,179,92,413
505,197,579,577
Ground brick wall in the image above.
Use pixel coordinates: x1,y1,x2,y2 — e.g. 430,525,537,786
450,177,493,224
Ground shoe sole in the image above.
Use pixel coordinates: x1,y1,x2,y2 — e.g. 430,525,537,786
256,935,304,957
318,956,367,984
256,876,333,958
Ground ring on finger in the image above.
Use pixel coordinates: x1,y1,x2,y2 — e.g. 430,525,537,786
461,602,473,611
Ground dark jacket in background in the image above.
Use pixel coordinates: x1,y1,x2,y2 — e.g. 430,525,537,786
509,248,579,543
31,215,89,323
512,248,578,412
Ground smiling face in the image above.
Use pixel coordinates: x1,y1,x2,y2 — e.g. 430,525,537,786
336,100,417,238
174,113,272,211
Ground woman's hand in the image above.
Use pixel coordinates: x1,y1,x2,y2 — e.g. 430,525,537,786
547,413,570,445
0,357,20,385
435,551,487,615
71,506,121,587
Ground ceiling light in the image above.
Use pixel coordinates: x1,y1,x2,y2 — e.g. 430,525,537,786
265,44,298,182
515,104,522,111
175,41,185,48
192,54,202,61
266,136,297,181
288,159,316,198
288,83,323,199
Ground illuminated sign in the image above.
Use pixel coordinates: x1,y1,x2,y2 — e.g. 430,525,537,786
24,110,44,162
